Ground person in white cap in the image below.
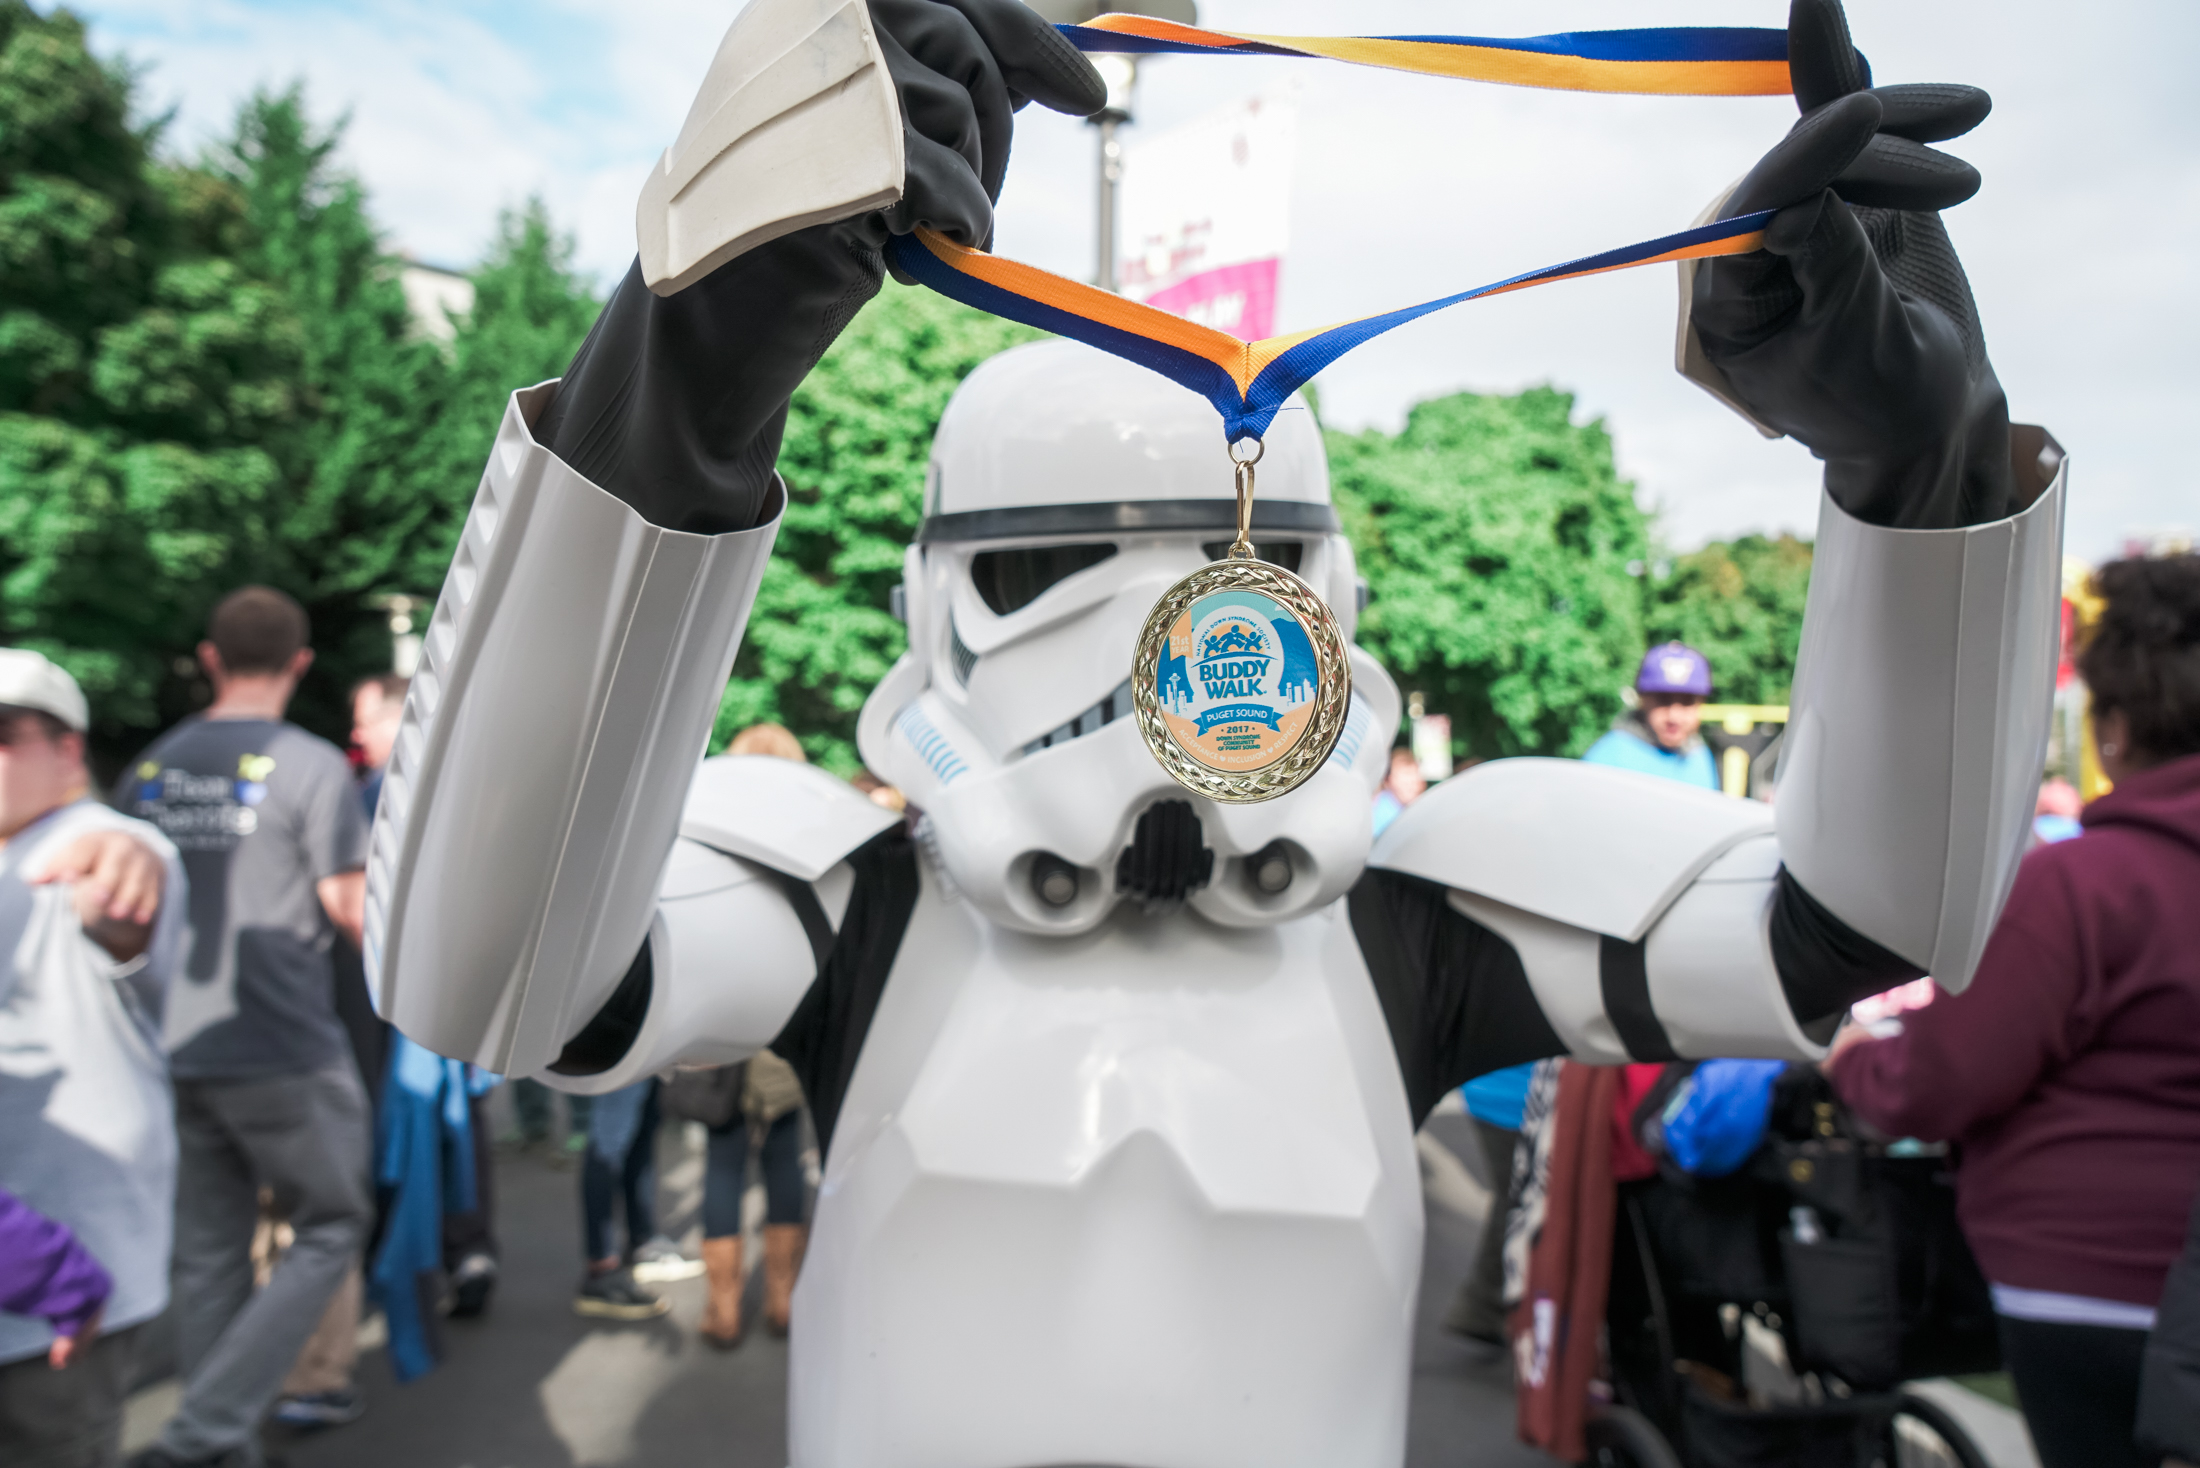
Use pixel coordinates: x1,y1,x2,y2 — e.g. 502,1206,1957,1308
0,648,186,1467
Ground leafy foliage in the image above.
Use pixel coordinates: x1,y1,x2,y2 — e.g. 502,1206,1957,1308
718,281,1042,770
0,0,302,755
1645,533,1813,707
1329,387,1653,758
0,5,598,765
418,199,602,579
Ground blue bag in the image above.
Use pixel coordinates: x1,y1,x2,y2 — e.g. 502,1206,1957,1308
1661,1059,1786,1178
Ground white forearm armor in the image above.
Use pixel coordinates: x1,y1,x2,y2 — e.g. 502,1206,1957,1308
1374,760,1813,1062
364,385,781,1075
1373,440,2066,1059
1777,429,2067,990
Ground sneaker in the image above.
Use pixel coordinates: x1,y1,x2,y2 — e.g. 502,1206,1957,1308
272,1388,365,1430
574,1269,670,1321
630,1236,704,1283
449,1252,499,1318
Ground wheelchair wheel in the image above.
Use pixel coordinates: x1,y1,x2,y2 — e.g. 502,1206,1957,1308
1885,1389,1993,1468
1583,1404,1684,1468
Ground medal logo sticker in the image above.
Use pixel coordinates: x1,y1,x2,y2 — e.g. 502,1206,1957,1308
1159,593,1317,772
1134,442,1351,804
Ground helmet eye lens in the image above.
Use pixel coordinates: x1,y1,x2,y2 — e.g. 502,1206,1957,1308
970,543,1118,615
1201,541,1304,573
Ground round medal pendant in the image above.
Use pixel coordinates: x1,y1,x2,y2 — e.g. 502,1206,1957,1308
1131,446,1352,803
1132,561,1351,803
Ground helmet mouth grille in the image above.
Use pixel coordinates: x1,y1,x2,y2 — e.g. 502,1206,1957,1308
1115,800,1214,908
1022,678,1134,757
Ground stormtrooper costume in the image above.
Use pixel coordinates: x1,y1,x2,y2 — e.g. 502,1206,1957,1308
363,1,2065,1463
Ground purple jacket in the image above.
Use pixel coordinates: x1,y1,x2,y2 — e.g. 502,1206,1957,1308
1829,753,2200,1306
0,1186,110,1337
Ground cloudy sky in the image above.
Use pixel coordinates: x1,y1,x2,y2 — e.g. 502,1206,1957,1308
74,0,2199,558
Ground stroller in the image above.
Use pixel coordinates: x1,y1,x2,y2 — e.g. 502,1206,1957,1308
1582,1064,2000,1468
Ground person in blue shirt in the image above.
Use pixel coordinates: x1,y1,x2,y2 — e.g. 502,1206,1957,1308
1370,748,1426,838
1582,641,1721,791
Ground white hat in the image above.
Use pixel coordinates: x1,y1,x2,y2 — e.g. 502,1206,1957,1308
0,650,89,732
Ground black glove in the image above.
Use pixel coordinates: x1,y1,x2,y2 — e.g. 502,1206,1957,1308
1691,0,2014,530
533,0,1104,534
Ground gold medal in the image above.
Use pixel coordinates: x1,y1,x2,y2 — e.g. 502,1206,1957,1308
1132,441,1353,804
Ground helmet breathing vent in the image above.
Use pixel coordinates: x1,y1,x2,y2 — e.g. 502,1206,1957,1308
949,620,979,686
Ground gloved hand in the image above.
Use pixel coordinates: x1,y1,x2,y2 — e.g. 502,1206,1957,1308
866,0,1108,255
535,0,1103,533
1691,0,2015,529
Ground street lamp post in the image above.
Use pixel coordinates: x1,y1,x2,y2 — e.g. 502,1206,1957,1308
1025,0,1197,292
1093,54,1136,290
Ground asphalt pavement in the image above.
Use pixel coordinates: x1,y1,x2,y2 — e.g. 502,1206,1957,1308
118,1095,2039,1468
123,1104,1541,1468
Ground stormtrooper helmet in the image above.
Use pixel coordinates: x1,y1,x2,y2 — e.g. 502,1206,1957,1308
857,340,1401,936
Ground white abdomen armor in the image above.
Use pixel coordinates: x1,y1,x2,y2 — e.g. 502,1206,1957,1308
790,864,1424,1468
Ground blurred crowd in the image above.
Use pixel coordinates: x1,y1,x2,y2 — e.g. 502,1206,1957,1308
0,586,880,1468
2,551,2197,1468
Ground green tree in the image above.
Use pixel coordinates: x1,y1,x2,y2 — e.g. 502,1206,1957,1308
1646,532,1813,706
0,1,305,761
721,280,1043,769
1328,386,1651,759
417,199,600,583
209,89,459,737
0,13,601,763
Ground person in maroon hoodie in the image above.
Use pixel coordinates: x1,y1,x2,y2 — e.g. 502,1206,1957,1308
1827,552,2200,1468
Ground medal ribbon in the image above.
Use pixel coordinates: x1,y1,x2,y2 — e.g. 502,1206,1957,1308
1057,16,1791,97
886,22,1793,442
888,211,1771,443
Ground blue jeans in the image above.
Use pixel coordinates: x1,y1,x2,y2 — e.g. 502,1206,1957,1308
703,1110,805,1238
580,1079,657,1264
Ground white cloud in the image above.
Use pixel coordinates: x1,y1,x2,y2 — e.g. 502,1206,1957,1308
74,0,2200,558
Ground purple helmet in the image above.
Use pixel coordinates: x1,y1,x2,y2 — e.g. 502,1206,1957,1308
1635,641,1713,697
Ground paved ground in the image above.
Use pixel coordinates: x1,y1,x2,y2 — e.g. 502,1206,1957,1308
124,1105,1540,1468
122,1102,2032,1468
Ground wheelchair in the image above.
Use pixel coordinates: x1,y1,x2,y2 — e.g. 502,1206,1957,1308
1583,1065,2000,1468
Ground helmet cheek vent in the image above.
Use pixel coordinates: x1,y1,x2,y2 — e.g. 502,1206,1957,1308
949,620,979,686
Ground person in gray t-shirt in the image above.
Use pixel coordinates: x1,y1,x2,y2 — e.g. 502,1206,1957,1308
123,717,365,1077
117,587,373,1468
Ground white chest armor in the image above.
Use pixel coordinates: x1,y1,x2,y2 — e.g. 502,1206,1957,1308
792,865,1422,1468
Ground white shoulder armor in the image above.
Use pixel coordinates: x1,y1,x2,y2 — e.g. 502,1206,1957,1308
681,753,900,880
1372,758,1771,942
637,0,903,296
365,385,781,1075
1371,759,1816,1064
1778,433,2067,989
